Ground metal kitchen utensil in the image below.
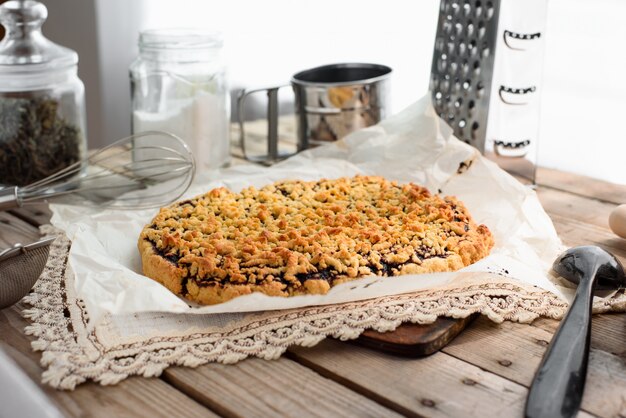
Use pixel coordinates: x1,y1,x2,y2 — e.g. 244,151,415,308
431,0,548,183
430,0,501,152
0,236,55,309
525,246,626,418
237,63,392,164
0,131,195,211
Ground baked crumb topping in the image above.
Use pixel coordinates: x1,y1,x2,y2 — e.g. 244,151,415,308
139,176,494,300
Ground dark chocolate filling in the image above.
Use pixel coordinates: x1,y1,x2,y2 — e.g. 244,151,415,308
142,179,478,298
180,274,190,295
295,269,334,284
379,261,402,276
178,199,194,206
151,241,181,265
147,204,463,293
149,241,190,295
149,237,451,291
276,187,291,197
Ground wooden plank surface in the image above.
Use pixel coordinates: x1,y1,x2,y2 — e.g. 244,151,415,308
0,304,216,418
285,181,626,418
1,163,626,417
288,339,530,418
163,358,402,418
537,166,626,206
0,214,216,418
534,314,626,359
443,317,626,417
535,186,614,228
8,203,53,228
0,212,41,247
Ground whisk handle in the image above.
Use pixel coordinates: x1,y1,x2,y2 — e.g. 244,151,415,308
0,187,21,212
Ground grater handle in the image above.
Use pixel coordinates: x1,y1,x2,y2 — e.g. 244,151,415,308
503,30,542,50
499,85,537,105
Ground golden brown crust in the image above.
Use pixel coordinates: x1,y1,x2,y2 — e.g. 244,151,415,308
138,176,494,305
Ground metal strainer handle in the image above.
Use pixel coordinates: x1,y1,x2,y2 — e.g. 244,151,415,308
0,236,55,261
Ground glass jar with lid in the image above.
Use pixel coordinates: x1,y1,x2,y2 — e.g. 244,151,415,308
130,29,231,171
0,0,87,187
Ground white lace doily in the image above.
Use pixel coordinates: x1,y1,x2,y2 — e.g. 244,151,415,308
20,226,625,390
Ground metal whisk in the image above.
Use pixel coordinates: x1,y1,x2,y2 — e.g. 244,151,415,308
0,131,196,210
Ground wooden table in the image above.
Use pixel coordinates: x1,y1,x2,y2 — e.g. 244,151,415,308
1,166,626,417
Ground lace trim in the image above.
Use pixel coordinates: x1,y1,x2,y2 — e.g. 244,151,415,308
19,226,626,390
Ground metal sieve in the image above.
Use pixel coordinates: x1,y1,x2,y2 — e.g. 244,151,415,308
0,237,55,309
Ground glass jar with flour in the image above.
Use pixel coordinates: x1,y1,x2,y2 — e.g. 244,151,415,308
130,29,230,171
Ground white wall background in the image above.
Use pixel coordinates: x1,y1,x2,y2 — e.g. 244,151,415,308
42,0,626,184
137,0,439,113
539,0,626,184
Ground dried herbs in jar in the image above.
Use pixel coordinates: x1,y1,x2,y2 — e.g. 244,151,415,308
0,0,88,187
0,96,82,186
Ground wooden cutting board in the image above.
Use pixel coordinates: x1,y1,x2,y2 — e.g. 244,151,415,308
352,315,477,357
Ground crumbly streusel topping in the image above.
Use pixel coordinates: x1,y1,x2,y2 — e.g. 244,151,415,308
140,176,493,292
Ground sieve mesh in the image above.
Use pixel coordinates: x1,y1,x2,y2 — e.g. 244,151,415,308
0,245,51,309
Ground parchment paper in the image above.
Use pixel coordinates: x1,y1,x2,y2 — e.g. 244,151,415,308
50,96,565,324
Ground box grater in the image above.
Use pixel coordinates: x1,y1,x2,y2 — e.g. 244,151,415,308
430,0,548,181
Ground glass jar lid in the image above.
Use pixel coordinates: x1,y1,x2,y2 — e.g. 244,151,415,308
138,29,223,63
0,0,78,74
139,29,223,51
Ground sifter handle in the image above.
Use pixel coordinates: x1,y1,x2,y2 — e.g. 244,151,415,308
236,84,292,164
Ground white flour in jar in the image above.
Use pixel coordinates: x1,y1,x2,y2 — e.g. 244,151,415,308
132,91,230,171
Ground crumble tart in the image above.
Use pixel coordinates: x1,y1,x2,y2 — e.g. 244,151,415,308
138,176,494,305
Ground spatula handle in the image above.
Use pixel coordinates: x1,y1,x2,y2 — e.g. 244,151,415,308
524,278,593,418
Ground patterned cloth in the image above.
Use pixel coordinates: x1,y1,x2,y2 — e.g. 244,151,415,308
24,226,616,390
